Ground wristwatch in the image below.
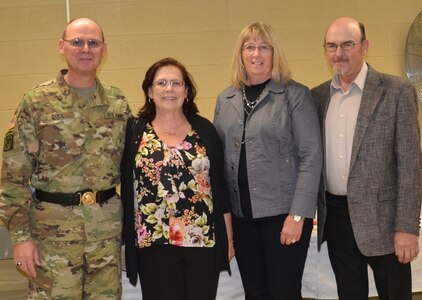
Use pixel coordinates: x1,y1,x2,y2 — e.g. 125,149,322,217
291,215,304,222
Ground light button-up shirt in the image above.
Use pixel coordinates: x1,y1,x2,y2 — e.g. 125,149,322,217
325,63,368,195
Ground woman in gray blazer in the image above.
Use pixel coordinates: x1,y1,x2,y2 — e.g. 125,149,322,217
214,22,322,299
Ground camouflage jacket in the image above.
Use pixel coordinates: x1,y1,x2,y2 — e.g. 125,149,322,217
0,69,131,245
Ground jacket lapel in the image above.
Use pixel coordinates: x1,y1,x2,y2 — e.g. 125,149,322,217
129,118,147,163
318,83,331,190
320,83,331,156
232,90,244,117
349,67,385,172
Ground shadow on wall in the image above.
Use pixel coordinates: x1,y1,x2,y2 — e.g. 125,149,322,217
0,224,13,260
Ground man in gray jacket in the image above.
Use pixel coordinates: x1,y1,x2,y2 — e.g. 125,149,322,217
312,17,421,300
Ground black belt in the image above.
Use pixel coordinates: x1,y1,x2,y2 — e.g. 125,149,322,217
326,191,347,200
35,188,116,206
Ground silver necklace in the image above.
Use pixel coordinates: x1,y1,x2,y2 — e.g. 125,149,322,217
242,88,259,109
242,85,267,115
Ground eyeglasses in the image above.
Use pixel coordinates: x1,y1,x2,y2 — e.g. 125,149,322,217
153,80,185,89
242,44,273,53
323,40,363,52
62,38,104,48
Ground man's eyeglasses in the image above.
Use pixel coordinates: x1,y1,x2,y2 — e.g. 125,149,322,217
242,44,273,53
62,38,104,48
323,40,363,52
153,80,185,89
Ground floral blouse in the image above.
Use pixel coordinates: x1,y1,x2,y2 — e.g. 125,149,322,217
133,123,215,249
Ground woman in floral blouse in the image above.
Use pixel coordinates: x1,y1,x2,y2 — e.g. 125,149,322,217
121,57,234,300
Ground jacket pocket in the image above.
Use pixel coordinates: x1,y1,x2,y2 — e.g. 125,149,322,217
38,112,83,166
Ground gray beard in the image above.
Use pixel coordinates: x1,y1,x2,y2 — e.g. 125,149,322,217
332,65,349,76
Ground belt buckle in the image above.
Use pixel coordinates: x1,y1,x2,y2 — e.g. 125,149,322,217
79,191,96,206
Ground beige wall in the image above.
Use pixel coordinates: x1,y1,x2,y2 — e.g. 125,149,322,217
0,0,422,146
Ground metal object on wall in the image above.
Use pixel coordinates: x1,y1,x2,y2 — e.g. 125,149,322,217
405,10,422,102
66,0,71,22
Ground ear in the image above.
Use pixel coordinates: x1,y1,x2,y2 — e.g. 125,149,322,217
184,87,188,99
101,42,108,58
148,87,153,99
58,39,65,55
361,39,369,55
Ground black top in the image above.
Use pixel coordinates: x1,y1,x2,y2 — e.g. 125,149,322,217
239,80,270,219
121,114,231,286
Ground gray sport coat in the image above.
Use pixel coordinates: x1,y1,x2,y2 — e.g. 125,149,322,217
312,65,422,256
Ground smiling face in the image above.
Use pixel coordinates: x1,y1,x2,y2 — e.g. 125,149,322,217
59,18,106,77
148,65,188,114
325,18,368,84
241,37,273,85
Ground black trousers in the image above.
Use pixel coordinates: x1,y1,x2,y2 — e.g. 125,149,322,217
325,192,412,300
233,214,313,300
136,245,219,300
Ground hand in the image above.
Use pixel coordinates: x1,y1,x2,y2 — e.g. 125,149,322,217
223,213,235,262
394,232,419,264
228,239,235,262
13,240,41,277
280,215,304,245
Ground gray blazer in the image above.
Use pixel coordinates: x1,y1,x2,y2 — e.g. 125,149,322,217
214,79,322,219
312,65,422,257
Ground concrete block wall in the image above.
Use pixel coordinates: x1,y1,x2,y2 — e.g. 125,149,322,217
0,0,421,162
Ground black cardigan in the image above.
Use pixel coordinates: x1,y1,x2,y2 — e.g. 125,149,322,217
121,114,231,286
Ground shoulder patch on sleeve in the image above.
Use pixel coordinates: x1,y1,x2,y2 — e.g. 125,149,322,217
3,130,13,152
7,114,17,131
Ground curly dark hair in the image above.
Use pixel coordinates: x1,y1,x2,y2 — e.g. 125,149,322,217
138,57,199,121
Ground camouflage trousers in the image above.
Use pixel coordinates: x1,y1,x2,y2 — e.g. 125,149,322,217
28,195,122,299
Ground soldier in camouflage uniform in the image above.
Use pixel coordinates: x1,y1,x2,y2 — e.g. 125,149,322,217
0,18,131,299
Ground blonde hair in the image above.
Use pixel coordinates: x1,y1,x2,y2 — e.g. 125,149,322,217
231,22,291,89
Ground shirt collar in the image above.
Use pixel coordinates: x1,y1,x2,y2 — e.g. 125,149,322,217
57,69,108,108
330,62,368,92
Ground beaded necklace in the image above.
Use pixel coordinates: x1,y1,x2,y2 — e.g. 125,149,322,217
242,84,267,116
